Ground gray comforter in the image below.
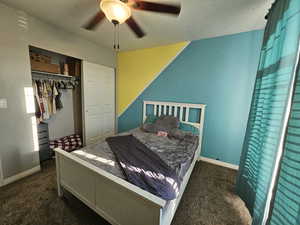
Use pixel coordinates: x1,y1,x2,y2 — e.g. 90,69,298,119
72,128,198,183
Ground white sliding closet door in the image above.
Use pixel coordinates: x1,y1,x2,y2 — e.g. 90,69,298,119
82,61,115,145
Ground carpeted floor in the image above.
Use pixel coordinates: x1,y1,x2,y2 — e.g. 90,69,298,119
0,160,251,225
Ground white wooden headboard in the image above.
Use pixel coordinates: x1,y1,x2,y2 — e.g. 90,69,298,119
143,101,206,131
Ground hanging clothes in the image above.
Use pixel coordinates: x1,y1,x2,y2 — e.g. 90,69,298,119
35,80,46,122
33,79,66,122
52,81,58,114
41,81,50,120
55,82,63,110
46,81,53,115
33,81,42,122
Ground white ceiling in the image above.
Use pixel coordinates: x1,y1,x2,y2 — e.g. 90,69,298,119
1,0,273,51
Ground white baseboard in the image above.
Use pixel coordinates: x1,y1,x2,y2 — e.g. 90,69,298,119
1,165,41,187
199,157,239,170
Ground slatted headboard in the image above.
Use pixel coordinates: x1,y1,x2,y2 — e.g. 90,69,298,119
143,101,206,132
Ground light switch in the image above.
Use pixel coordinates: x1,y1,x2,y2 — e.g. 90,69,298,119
0,98,8,109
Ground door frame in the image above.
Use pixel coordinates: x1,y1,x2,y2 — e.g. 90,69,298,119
81,61,116,146
0,157,4,187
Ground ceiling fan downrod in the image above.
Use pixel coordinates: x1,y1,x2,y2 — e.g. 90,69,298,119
113,21,120,51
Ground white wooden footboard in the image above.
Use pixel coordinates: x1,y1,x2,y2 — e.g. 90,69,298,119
55,140,202,225
55,148,165,225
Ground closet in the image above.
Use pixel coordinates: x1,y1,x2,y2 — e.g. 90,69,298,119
29,46,115,162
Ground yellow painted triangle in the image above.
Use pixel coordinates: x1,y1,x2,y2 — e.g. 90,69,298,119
117,41,189,116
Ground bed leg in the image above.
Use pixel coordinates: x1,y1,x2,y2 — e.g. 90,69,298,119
57,184,63,197
55,151,63,198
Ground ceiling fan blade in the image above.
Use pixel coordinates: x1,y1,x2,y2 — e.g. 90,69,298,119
133,1,181,15
126,17,146,38
83,11,105,30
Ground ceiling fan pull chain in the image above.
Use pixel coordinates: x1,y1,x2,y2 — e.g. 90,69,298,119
113,24,116,50
117,23,120,50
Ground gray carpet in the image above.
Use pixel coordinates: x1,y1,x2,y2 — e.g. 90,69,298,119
0,160,251,225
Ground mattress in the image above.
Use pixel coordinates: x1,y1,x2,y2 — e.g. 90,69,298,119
72,128,199,182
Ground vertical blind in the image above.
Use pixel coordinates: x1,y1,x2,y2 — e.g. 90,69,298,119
236,0,300,224
269,53,300,224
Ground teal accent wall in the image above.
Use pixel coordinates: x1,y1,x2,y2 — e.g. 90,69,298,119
118,30,264,166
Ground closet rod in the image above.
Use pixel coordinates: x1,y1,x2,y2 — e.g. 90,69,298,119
32,71,78,81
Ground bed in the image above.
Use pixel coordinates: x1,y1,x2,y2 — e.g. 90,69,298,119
54,101,206,225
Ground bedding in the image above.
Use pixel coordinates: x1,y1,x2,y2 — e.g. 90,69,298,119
106,135,180,200
179,123,200,135
71,127,199,199
50,134,82,152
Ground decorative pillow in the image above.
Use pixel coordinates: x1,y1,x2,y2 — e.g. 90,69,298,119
179,122,199,135
154,115,179,132
142,115,179,133
144,114,158,124
141,123,156,133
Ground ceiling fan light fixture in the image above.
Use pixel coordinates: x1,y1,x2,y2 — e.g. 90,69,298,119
100,0,131,24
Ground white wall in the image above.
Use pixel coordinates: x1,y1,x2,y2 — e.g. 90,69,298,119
0,152,3,186
0,2,116,181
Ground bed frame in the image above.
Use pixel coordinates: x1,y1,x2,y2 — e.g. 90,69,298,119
54,101,206,225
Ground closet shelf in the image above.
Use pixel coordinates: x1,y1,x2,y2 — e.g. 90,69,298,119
32,70,78,80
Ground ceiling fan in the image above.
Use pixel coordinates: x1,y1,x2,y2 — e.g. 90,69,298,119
83,0,181,38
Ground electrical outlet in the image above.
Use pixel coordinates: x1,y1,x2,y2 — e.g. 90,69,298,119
0,98,8,109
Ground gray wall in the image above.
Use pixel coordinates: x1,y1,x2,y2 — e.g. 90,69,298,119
0,2,116,180
47,90,75,139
